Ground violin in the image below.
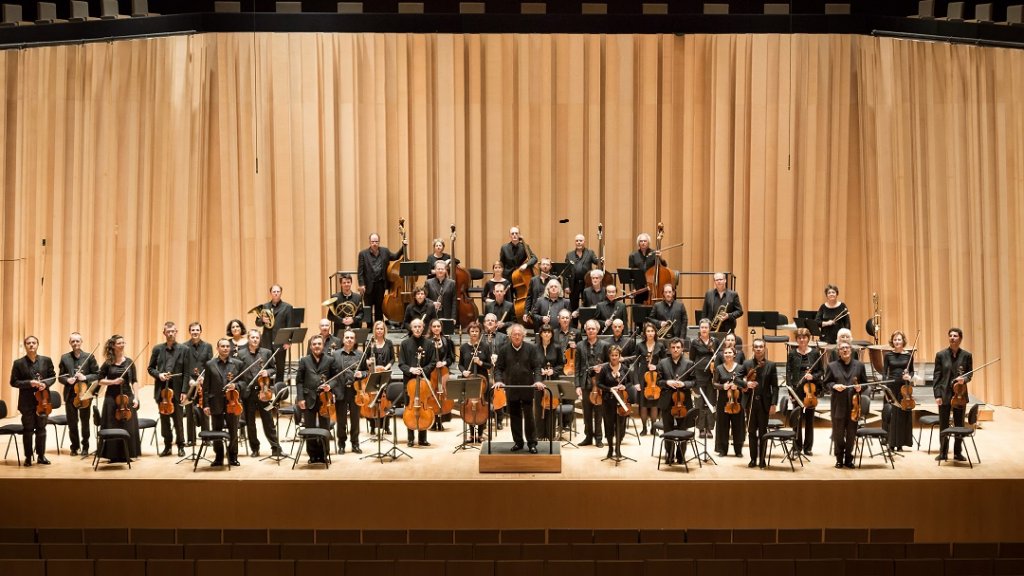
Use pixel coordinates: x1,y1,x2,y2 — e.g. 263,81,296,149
115,361,135,422
614,386,632,417
950,366,968,410
318,375,337,423
257,373,273,403
643,352,661,401
225,372,243,416
563,333,576,376
158,384,175,416
671,388,688,418
34,373,53,416
403,348,435,431
849,377,862,421
723,371,742,415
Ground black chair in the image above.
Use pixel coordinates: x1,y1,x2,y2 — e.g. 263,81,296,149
291,428,332,469
855,395,894,469
46,391,68,454
939,404,981,468
137,417,158,452
764,407,803,471
194,430,232,471
273,382,297,439
94,428,132,469
657,410,699,472
0,400,25,465
917,412,940,452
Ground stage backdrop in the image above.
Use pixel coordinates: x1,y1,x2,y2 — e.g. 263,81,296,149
1,33,1021,408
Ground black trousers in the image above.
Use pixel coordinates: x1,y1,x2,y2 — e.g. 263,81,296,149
243,394,280,453
795,406,815,452
508,398,537,447
336,396,360,447
601,403,627,453
747,407,770,463
694,379,716,432
209,412,239,461
159,403,185,448
366,285,385,324
20,411,48,458
938,402,966,457
581,386,603,441
185,403,210,443
302,408,332,459
660,411,688,461
715,403,745,454
832,416,858,465
66,404,91,452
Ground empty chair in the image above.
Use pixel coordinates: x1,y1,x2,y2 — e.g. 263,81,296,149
34,2,61,24
939,404,981,468
943,1,965,21
917,412,939,452
93,428,132,469
0,4,25,26
100,0,126,19
1,401,25,465
1007,5,1023,25
764,4,789,14
215,2,242,12
68,1,93,21
131,0,157,17
194,430,232,471
824,3,851,15
915,0,935,19
855,395,894,469
46,391,67,454
763,407,803,471
337,2,363,13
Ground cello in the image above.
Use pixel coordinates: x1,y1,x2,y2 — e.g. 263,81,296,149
403,348,436,433
645,223,674,301
461,344,490,427
430,337,454,418
510,232,536,326
382,218,411,322
450,224,478,328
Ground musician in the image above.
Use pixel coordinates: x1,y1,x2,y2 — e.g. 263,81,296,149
425,238,451,270
97,335,141,463
363,321,395,435
9,335,56,466
483,283,515,333
714,333,746,367
597,346,632,459
534,324,565,440
700,273,743,334
525,257,555,317
459,321,492,443
181,322,213,446
193,339,243,467
236,329,281,458
326,273,364,331
650,284,688,340
498,226,537,301
403,287,437,330
294,335,336,464
565,234,600,311
627,233,666,305
553,309,577,353
787,327,823,456
425,261,456,321
814,284,850,345
883,330,915,453
254,284,294,386
636,322,666,436
483,261,513,302
309,318,342,352
835,328,861,361
689,319,718,438
742,339,778,468
58,332,99,457
330,330,364,455
493,323,546,454
357,231,407,324
932,327,972,462
576,319,608,447
147,322,186,457
596,284,627,334
482,313,510,431
657,337,694,465
226,319,248,356
823,341,870,469
428,318,456,431
399,318,436,447
530,279,570,329
713,347,745,458
607,319,636,358
579,269,606,309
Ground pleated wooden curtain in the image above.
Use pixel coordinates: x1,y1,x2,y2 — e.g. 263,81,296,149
1,33,1021,408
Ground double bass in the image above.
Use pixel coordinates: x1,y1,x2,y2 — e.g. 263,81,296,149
382,218,412,322
511,233,536,327
645,223,674,300
596,223,614,287
450,225,478,328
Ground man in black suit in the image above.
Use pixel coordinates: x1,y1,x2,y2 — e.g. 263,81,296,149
199,339,244,467
147,322,186,457
254,285,294,386
823,342,870,469
294,335,337,463
701,272,744,333
9,335,56,466
492,324,546,453
358,231,407,324
932,327,973,462
326,273,364,331
742,339,779,468
425,261,456,322
58,332,100,457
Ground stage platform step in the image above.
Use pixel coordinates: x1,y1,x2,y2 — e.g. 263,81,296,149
479,442,561,473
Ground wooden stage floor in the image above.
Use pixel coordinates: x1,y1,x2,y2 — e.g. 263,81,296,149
2,404,1023,542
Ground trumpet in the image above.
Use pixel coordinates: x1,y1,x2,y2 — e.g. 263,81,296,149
656,319,675,339
711,303,729,332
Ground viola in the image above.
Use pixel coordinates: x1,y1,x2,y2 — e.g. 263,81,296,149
849,377,862,421
588,373,604,406
950,366,968,410
225,372,243,416
900,380,917,411
803,380,819,409
614,386,632,417
722,371,742,415
643,352,661,401
158,385,175,416
318,375,337,423
541,363,560,413
73,379,94,409
34,373,53,416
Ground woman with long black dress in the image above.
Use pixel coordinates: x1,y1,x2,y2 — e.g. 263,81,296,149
97,335,141,462
534,325,565,440
882,330,915,452
635,322,666,436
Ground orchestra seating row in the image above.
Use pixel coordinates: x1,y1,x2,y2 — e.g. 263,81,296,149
2,556,1024,576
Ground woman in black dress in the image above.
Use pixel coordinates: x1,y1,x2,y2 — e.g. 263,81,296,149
815,284,850,345
482,261,513,302
882,330,915,451
534,324,565,439
97,334,141,461
363,320,395,434
634,322,666,436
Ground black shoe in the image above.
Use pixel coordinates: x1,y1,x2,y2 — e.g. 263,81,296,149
497,423,503,430
511,444,524,452
715,450,727,458
420,441,431,447
338,446,345,455
954,454,967,462
408,441,415,448
804,450,813,456
595,439,604,448
70,449,79,456
271,448,283,457
186,441,195,447
835,462,843,468
935,454,948,461
640,427,647,436
735,450,743,458
844,462,856,469
529,446,538,454
211,460,224,467
352,445,362,454
82,443,89,454
37,456,51,465
579,437,593,446
615,450,623,458
384,428,391,434
178,447,186,457
160,447,172,457
759,461,767,469
229,460,241,467
23,458,32,467
607,450,614,458
251,450,260,458
748,461,757,468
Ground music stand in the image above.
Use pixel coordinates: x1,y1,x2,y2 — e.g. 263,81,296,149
577,306,598,327
617,268,645,292
555,379,579,448
440,318,456,336
794,318,823,340
630,304,652,332
447,378,479,453
363,374,407,462
400,261,432,278
688,385,719,466
275,327,307,383
550,262,571,286
260,386,294,464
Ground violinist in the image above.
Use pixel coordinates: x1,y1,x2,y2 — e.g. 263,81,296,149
823,341,870,469
326,273,364,331
58,332,100,457
565,234,599,311
814,284,850,345
534,325,565,440
97,335,141,463
525,257,555,318
530,278,570,329
498,226,537,301
402,286,437,331
236,330,281,458
596,285,627,334
635,322,666,436
576,319,609,448
226,319,248,356
650,283,688,340
425,238,451,270
399,319,436,447
9,335,56,466
425,261,456,321
309,318,341,352
883,331,915,453
459,321,492,443
656,337,693,465
482,313,508,430
428,319,456,431
627,233,665,305
553,310,577,352
330,330,364,455
742,339,778,468
597,346,632,459
492,324,546,454
197,338,244,467
786,327,822,456
932,327,972,462
363,321,395,435
181,322,213,446
147,322,186,457
713,346,745,458
295,335,336,463
689,319,718,438
482,261,513,302
357,231,407,324
714,333,746,367
701,273,744,334
254,284,294,386
483,283,515,333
